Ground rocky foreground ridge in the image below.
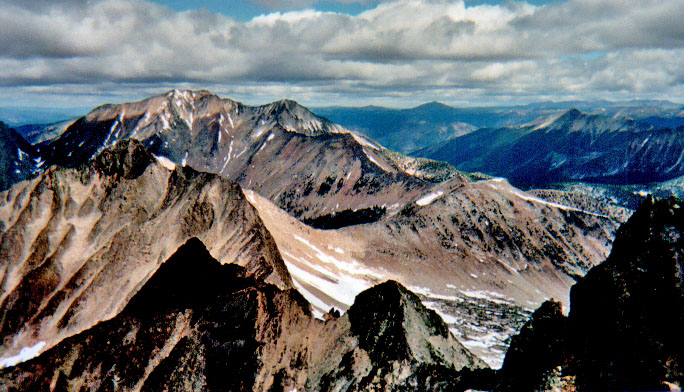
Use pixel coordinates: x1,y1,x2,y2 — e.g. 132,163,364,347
0,237,487,391
494,196,684,391
0,140,291,360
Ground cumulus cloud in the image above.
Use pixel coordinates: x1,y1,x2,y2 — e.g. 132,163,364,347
0,0,683,107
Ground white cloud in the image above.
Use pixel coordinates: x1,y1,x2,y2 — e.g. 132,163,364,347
0,0,683,107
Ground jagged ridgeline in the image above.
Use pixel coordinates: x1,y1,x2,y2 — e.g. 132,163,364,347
0,140,291,364
0,237,489,391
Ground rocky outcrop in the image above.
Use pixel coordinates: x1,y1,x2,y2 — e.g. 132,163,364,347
0,140,291,362
568,196,684,390
0,238,487,391
497,300,569,391
494,196,684,391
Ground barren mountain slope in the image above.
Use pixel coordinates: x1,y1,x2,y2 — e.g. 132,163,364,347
245,176,622,367
0,140,291,361
0,238,486,391
40,90,463,221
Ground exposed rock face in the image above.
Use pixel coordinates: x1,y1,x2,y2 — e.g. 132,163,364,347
494,196,684,391
0,238,486,391
0,140,291,361
0,121,40,191
39,89,465,221
498,300,569,391
568,196,684,390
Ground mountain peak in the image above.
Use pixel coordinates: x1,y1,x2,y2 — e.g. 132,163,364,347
164,88,212,102
347,280,486,370
414,101,454,111
92,139,154,180
124,237,250,316
561,107,583,118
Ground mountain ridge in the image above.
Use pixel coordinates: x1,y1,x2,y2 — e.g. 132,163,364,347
415,108,684,188
0,237,487,391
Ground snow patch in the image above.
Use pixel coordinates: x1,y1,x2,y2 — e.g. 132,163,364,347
416,190,444,206
154,155,176,170
365,151,388,171
511,188,609,218
0,341,46,368
351,132,380,150
460,289,513,305
220,140,233,174
291,235,383,279
283,253,369,310
181,151,188,167
487,179,609,218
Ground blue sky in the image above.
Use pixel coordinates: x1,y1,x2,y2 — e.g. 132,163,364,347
153,0,563,21
152,1,375,21
0,0,682,111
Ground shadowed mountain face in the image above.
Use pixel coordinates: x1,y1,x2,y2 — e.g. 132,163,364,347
0,122,40,191
0,238,486,391
0,140,291,361
415,108,684,188
567,196,684,390
38,90,464,221
492,197,684,391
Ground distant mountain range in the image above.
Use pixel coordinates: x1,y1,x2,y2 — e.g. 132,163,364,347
314,99,684,154
414,108,684,188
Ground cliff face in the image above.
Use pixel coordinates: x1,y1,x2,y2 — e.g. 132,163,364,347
0,140,292,361
568,196,684,390
494,196,684,391
0,238,486,391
